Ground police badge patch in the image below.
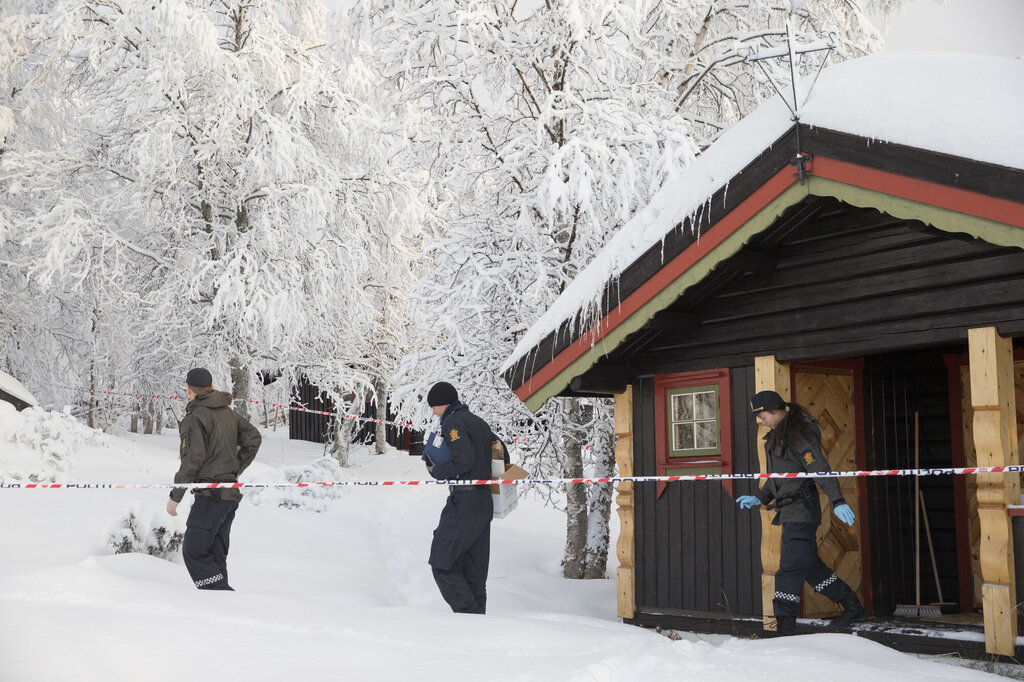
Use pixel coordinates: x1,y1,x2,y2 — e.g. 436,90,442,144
449,428,460,441
803,451,815,465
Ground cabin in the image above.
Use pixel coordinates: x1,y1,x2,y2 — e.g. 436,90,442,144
501,53,1024,658
288,376,418,454
0,370,37,412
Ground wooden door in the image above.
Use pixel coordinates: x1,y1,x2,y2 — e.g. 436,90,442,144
794,366,863,618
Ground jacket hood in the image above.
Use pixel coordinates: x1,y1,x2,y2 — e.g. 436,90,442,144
187,389,234,412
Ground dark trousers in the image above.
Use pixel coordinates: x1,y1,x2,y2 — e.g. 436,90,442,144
429,488,492,614
183,494,238,590
773,522,852,617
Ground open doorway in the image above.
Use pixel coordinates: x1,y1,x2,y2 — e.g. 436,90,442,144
861,349,962,616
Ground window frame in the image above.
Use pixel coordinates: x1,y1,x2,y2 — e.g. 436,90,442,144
654,368,733,497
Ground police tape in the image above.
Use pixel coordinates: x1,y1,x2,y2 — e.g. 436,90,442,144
3,464,1023,489
38,382,575,449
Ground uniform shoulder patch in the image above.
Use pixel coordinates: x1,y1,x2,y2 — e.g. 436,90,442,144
449,428,460,442
803,451,815,465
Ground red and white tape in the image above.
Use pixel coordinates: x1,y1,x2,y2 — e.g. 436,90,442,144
2,465,1022,489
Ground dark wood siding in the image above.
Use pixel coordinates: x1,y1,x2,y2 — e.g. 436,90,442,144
633,367,763,616
625,198,1024,375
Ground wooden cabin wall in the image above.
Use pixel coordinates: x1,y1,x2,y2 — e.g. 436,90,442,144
626,203,1024,377
289,376,335,444
861,350,959,616
633,366,763,617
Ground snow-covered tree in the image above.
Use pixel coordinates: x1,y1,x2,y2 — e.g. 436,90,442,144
359,0,904,577
1,0,423,443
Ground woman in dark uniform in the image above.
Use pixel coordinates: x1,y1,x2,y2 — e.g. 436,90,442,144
735,390,865,635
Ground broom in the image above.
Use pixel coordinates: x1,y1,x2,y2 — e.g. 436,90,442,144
894,412,943,617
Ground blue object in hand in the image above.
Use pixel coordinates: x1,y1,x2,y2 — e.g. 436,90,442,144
422,431,453,466
834,503,855,526
735,495,761,510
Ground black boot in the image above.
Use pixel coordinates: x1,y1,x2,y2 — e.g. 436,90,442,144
766,616,796,637
830,592,866,629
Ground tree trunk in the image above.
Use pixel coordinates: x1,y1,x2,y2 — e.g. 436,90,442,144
329,392,358,467
229,357,250,421
130,405,139,434
143,398,155,434
374,377,387,455
584,401,616,579
88,359,96,429
562,398,588,579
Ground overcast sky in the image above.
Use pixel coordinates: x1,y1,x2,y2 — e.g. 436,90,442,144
869,0,1024,58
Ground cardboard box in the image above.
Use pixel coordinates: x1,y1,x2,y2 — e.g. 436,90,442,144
491,462,529,519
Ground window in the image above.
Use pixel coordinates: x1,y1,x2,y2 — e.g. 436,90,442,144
654,369,732,497
667,385,720,457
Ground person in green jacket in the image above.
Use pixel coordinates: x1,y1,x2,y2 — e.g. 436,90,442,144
166,368,261,590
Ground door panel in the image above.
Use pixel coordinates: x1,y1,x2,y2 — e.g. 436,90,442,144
794,368,862,618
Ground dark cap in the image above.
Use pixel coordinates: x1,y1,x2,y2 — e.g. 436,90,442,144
749,390,786,421
426,381,458,407
186,367,213,388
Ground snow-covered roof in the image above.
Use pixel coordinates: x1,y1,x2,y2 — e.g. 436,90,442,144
503,53,1024,375
0,370,37,407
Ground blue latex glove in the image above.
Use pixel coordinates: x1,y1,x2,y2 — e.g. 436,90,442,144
735,495,761,510
834,503,855,526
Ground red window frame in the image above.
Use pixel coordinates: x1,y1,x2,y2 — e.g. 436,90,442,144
653,368,733,497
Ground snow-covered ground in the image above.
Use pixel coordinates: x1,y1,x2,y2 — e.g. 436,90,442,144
0,403,1006,681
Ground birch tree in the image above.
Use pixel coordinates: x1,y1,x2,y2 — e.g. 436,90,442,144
361,0,904,578
1,0,423,439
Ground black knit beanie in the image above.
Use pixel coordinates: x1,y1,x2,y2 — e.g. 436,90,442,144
426,381,458,407
186,367,213,388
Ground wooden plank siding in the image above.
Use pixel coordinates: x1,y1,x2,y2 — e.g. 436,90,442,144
633,368,763,618
620,197,1024,377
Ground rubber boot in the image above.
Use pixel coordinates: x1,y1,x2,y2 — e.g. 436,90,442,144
830,592,866,629
776,615,796,636
765,616,796,637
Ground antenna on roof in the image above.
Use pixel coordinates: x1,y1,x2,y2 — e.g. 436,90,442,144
746,19,836,120
745,18,835,183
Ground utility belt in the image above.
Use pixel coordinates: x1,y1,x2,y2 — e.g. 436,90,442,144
766,484,813,510
449,484,480,493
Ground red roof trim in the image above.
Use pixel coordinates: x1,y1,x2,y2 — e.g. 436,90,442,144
813,157,1024,229
513,165,798,402
513,156,1024,403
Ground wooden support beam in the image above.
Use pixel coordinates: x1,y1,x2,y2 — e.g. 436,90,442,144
754,355,790,631
569,365,630,394
614,386,636,619
968,326,1020,656
645,311,698,332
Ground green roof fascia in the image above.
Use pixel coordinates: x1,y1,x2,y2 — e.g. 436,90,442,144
522,175,1024,414
808,175,1024,250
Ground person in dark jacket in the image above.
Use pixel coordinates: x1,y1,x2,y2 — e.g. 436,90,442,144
735,390,865,635
166,368,261,590
424,381,494,614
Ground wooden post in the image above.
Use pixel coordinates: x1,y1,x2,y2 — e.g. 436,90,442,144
754,355,791,631
614,386,636,619
968,327,1020,656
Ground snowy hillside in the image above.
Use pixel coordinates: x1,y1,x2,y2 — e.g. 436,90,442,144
0,404,1003,681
